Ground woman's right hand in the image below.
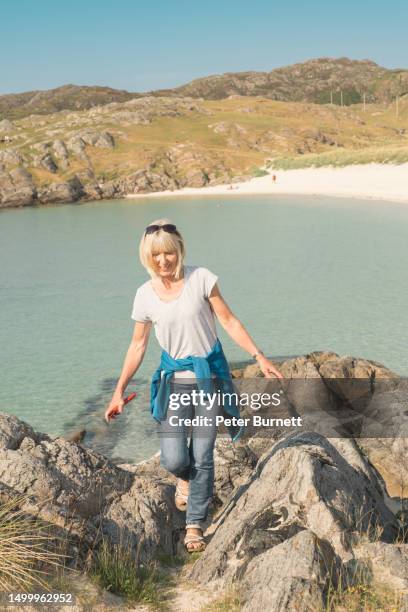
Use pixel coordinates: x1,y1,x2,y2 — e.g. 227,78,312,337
105,393,125,423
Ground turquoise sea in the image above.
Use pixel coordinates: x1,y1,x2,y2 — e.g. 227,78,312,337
1,194,407,462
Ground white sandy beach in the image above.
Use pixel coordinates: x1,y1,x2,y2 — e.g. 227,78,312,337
126,163,408,204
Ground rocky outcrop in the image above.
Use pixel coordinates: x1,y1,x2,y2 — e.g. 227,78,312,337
231,351,408,499
0,84,135,121
354,541,408,594
34,152,58,173
1,343,408,609
190,433,398,580
151,57,402,105
1,59,408,123
52,139,69,170
0,148,25,165
36,175,85,204
0,92,254,208
0,118,16,132
78,130,115,148
0,166,36,207
0,165,89,208
1,77,406,210
52,138,69,159
238,529,341,611
0,413,185,566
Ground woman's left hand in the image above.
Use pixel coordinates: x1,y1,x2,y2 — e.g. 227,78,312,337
257,356,284,379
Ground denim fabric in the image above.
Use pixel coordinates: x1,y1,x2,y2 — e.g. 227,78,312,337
158,380,220,527
150,338,245,443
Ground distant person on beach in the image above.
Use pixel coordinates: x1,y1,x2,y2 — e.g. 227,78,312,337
105,219,283,553
272,174,277,183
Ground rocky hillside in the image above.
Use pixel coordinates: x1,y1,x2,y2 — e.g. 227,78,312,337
1,90,408,208
2,58,408,124
0,84,138,121
169,55,408,106
0,350,407,610
152,57,405,104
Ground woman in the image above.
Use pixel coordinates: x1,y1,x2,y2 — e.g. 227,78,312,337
105,219,283,552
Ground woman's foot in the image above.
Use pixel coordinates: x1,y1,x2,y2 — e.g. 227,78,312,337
184,527,206,553
175,478,189,511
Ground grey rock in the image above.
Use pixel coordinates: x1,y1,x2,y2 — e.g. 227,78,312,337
213,438,258,505
66,136,87,159
116,168,178,195
31,142,51,154
75,167,96,183
358,437,408,504
36,153,58,173
4,185,36,208
37,175,84,204
78,131,101,146
354,541,408,594
0,167,36,207
319,354,397,388
0,148,25,165
82,182,103,200
190,432,398,588
182,168,208,187
98,181,118,199
52,139,69,159
0,351,406,605
0,119,15,133
0,413,48,450
76,130,115,148
0,412,185,565
240,529,341,612
94,131,115,148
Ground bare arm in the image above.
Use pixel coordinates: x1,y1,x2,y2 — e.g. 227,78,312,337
105,321,152,421
208,284,283,379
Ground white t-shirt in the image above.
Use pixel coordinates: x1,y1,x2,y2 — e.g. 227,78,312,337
131,265,219,378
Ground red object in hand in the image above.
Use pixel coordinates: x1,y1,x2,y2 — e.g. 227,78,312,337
123,392,137,406
108,392,137,421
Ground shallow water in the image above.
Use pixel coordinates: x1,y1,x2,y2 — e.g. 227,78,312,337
1,194,407,462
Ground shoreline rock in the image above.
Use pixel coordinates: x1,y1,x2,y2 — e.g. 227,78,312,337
1,351,407,609
0,167,251,209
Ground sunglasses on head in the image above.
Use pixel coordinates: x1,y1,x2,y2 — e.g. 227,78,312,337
145,223,178,235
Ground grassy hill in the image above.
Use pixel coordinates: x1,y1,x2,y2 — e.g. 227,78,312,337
2,58,408,123
148,57,408,105
1,91,408,203
0,84,138,121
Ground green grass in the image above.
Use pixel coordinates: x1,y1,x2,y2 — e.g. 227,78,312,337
270,144,408,169
87,536,170,607
250,166,269,177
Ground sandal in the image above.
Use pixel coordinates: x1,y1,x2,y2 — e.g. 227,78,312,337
175,482,189,511
184,528,206,553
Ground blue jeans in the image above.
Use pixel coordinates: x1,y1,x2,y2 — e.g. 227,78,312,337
158,380,219,528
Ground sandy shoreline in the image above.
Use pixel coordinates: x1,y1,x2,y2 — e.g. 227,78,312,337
126,163,408,204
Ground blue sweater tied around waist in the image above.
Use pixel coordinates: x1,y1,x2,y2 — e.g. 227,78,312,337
150,338,245,443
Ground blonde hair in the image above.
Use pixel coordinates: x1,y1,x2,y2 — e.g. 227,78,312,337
139,218,185,279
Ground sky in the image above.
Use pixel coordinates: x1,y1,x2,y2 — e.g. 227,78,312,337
1,0,408,95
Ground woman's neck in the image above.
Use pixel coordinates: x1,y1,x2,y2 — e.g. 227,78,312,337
156,267,184,288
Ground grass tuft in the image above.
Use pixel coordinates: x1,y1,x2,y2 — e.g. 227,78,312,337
0,494,67,592
87,533,170,606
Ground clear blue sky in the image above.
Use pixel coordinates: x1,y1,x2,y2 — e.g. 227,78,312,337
1,0,407,95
